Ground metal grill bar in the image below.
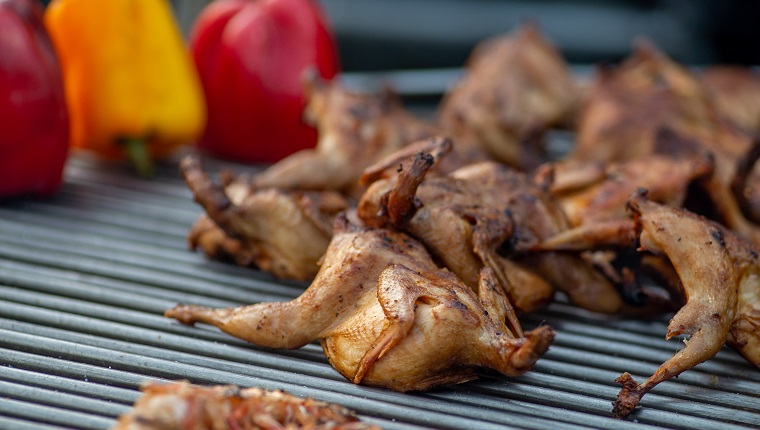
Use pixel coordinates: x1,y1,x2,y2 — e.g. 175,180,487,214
0,155,758,430
0,397,116,430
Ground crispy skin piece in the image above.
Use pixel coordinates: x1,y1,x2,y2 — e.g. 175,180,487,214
166,215,554,392
438,23,579,170
250,73,438,199
112,381,379,430
357,141,660,315
700,65,760,134
608,192,760,418
181,156,347,281
571,42,760,244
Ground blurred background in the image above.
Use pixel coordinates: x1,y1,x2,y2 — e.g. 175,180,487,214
171,0,760,71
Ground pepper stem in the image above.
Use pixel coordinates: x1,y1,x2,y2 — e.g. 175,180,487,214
120,138,154,177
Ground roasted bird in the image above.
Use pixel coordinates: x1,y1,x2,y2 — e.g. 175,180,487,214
357,138,665,315
608,191,760,418
571,42,760,244
572,42,715,163
438,23,579,170
181,156,348,281
166,214,554,391
112,381,380,430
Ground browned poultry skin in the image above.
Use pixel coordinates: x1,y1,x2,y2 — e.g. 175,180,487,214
536,147,714,250
572,43,715,163
609,192,760,418
731,139,760,226
249,73,439,199
700,65,760,134
438,23,579,170
543,151,713,226
358,142,648,315
359,150,550,314
181,156,347,281
166,214,555,392
571,42,760,244
112,381,380,430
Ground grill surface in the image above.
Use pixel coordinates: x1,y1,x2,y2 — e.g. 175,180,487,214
1,141,759,429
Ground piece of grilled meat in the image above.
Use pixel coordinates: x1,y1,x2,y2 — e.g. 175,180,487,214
611,191,760,418
112,381,380,430
438,23,579,170
166,214,554,392
181,156,348,281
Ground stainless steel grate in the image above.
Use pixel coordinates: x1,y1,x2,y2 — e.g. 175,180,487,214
0,151,758,430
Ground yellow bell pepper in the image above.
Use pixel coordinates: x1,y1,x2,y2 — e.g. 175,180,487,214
44,0,206,176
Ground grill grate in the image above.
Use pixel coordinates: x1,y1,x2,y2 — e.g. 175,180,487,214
0,151,759,430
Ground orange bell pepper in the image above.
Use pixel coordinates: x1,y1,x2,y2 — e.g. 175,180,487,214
44,0,206,176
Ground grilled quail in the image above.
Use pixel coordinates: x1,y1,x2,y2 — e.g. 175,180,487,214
438,23,579,170
166,214,554,391
181,156,347,281
612,191,760,418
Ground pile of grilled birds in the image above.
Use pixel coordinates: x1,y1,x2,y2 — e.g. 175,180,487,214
165,24,760,419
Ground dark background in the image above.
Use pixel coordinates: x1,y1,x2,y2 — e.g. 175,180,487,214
319,0,760,71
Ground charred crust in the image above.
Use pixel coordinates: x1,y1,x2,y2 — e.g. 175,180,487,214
612,372,642,419
709,228,726,248
332,212,352,233
618,276,650,307
651,127,705,158
625,188,649,214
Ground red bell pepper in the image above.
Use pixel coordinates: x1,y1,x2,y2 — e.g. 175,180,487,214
190,0,340,164
0,0,69,198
